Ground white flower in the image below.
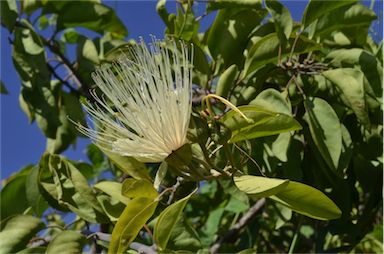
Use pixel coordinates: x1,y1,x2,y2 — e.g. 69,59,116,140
77,38,193,163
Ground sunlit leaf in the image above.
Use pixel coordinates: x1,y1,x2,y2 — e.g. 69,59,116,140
154,191,194,251
1,166,33,219
234,175,289,199
302,0,356,28
220,105,302,143
304,97,342,170
0,215,44,253
265,0,293,44
322,68,370,127
46,231,86,254
94,181,130,204
271,181,342,220
121,178,158,200
0,0,18,31
108,197,158,254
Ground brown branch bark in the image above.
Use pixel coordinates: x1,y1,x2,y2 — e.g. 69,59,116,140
209,198,266,254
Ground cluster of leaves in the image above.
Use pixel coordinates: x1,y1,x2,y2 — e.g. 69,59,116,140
1,0,382,253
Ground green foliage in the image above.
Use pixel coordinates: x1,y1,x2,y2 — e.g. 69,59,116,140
1,0,382,253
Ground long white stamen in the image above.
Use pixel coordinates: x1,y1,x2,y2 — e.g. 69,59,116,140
76,37,193,163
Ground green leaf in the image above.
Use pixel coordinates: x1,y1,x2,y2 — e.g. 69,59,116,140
17,247,46,254
46,231,86,254
38,154,108,223
12,20,60,138
102,150,151,180
108,197,158,254
53,2,128,37
46,90,86,154
207,7,266,70
38,15,49,30
250,88,292,116
61,28,80,44
220,105,302,143
313,3,377,38
174,4,199,41
234,175,289,199
337,124,353,177
215,64,238,98
94,181,130,204
26,166,48,216
244,33,320,76
265,0,293,44
0,215,45,253
206,0,262,12
302,0,357,28
326,48,382,99
154,161,168,191
121,178,158,200
1,166,33,219
166,218,201,251
154,192,194,251
304,97,342,171
322,68,370,127
0,0,18,31
19,90,34,123
270,181,342,220
96,194,125,222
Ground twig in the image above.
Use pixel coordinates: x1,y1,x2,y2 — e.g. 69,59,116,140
130,242,157,254
167,176,184,205
210,198,266,254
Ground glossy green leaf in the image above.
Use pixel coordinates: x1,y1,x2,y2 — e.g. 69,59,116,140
154,161,168,191
322,68,370,126
313,4,376,38
61,28,80,44
121,178,158,199
97,194,125,222
270,181,342,220
154,192,194,251
26,166,48,216
94,181,130,204
215,64,238,98
302,0,357,28
267,132,291,162
108,197,158,254
0,215,44,253
12,20,60,138
265,0,293,44
220,105,302,143
206,0,262,11
304,98,342,170
38,154,108,223
244,33,320,76
1,166,33,219
207,7,266,70
326,48,382,99
174,4,198,41
17,247,46,254
54,2,128,37
46,231,86,254
166,219,201,252
250,88,292,116
103,149,151,180
234,175,289,199
0,0,18,31
46,91,86,154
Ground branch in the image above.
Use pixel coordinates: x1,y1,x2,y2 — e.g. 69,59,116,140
209,198,266,254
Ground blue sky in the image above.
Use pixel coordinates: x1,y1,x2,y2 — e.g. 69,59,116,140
1,1,382,179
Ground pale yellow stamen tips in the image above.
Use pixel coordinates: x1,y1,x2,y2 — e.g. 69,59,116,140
75,37,194,163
